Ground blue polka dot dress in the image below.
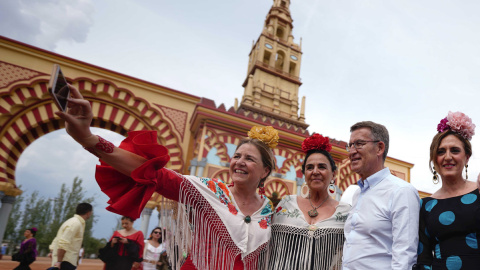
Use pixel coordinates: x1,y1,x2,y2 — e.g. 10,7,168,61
416,189,480,269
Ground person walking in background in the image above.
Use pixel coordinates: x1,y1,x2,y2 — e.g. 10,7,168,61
13,227,38,270
49,203,93,270
266,133,350,269
416,111,479,269
105,216,144,270
143,227,168,270
342,121,420,269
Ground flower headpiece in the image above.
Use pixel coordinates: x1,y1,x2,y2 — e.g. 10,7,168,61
301,133,332,153
437,111,475,141
30,227,38,232
247,126,279,148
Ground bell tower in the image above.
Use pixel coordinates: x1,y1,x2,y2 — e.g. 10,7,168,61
239,0,307,130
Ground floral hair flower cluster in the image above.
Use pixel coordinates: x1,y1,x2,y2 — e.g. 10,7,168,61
437,111,476,141
301,133,332,153
248,126,279,148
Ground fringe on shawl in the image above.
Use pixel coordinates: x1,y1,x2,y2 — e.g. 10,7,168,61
159,170,267,270
264,224,345,270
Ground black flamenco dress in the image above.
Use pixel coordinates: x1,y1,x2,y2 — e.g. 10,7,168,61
416,189,480,270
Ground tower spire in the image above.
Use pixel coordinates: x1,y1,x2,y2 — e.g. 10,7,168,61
238,0,307,131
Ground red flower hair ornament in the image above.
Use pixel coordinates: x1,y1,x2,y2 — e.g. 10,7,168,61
301,133,332,153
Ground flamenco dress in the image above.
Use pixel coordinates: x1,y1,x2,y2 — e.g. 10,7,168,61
416,189,480,269
95,131,274,270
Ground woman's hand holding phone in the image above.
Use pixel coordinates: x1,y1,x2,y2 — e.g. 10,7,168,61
54,85,97,147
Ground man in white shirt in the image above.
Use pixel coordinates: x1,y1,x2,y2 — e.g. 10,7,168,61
49,203,93,270
342,121,420,270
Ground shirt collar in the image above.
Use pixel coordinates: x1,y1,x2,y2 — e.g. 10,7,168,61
74,214,86,225
357,167,390,192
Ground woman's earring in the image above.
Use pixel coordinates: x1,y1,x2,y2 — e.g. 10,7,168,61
432,170,439,184
328,179,336,195
300,183,310,198
465,164,469,180
258,181,266,196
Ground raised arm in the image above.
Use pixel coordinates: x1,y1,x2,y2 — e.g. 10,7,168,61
55,85,146,175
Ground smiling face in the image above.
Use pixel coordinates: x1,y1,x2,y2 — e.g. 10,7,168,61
229,143,270,188
304,153,334,192
151,229,161,240
435,134,470,180
349,127,384,179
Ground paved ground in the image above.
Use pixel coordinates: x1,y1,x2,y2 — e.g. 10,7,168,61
0,256,104,270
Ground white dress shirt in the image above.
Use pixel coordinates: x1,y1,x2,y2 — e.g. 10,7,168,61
342,168,420,270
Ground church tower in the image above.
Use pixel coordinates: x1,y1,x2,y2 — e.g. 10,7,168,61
239,0,307,131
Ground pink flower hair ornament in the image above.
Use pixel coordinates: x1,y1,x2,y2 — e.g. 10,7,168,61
301,133,332,153
437,111,476,141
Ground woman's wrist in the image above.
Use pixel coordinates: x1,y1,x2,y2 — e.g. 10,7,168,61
83,135,115,158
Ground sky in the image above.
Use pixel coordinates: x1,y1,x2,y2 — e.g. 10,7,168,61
2,0,480,239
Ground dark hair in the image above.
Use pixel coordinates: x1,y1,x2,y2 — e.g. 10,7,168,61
76,203,93,215
148,227,163,243
121,216,134,222
301,149,337,174
235,138,276,184
350,121,389,161
429,130,472,173
26,228,37,237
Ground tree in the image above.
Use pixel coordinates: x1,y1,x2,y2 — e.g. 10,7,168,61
3,177,103,256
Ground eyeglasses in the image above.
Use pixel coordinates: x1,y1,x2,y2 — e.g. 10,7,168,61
346,140,380,152
153,231,161,234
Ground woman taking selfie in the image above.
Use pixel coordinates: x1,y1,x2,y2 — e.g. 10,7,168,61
416,111,480,269
55,85,277,270
266,134,350,269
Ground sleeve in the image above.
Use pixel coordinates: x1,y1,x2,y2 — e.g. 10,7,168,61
390,185,420,270
57,221,79,251
415,198,433,269
95,130,183,219
136,232,145,260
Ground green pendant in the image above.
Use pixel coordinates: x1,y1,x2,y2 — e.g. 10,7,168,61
244,216,251,223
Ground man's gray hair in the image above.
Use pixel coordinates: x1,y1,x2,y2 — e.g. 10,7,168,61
350,121,389,161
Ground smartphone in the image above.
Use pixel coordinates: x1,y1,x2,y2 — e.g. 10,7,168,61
48,64,70,112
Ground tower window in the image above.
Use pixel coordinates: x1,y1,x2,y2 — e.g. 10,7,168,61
276,27,284,40
263,51,272,65
281,1,286,8
275,51,285,70
289,62,296,76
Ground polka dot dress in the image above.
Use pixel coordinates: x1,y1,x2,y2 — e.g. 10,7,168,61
417,189,480,269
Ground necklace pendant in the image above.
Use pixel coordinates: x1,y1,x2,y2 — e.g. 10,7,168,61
308,209,318,217
244,215,251,223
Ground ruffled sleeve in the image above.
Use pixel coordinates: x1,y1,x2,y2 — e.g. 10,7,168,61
95,130,175,219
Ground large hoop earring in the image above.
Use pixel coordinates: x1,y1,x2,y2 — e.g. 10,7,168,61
300,183,310,198
328,179,336,195
432,170,439,184
465,164,469,180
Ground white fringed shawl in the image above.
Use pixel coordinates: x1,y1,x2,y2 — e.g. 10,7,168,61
159,169,274,270
264,195,350,270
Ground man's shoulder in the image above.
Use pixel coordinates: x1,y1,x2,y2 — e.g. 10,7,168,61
383,173,415,189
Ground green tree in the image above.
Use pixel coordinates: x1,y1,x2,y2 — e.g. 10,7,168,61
4,189,24,254
3,177,102,256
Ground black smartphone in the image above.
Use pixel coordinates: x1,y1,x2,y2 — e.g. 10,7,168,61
48,64,70,112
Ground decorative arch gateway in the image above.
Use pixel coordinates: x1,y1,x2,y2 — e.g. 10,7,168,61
0,77,185,195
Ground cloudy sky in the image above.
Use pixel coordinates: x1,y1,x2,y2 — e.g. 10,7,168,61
2,0,480,239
